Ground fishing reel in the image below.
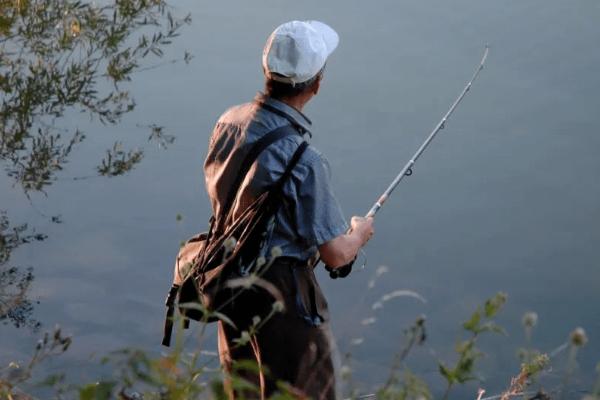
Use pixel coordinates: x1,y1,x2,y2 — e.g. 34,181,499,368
324,258,355,279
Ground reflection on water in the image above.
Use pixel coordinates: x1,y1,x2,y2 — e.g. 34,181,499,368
0,211,44,329
0,0,190,192
0,0,189,328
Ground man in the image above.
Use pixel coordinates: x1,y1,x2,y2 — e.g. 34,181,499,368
204,20,374,399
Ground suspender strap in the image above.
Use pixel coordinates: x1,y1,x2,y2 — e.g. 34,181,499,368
217,124,301,232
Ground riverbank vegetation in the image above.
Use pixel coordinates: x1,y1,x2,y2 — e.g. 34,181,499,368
1,290,597,399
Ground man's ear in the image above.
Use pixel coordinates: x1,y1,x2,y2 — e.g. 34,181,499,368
313,75,321,95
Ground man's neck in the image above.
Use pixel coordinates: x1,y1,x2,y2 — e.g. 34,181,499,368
278,94,311,112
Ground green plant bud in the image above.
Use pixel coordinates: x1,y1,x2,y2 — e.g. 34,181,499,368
272,301,284,313
522,311,538,329
223,237,237,252
375,265,389,277
270,246,282,259
252,316,261,326
238,331,250,345
256,256,266,267
361,317,376,326
340,365,352,380
570,327,588,347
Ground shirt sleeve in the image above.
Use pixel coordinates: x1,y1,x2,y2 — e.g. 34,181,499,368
289,150,349,247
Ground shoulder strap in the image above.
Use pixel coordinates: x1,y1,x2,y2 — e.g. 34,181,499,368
217,124,301,232
276,141,309,190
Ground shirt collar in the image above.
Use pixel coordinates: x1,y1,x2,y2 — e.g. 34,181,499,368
254,92,313,137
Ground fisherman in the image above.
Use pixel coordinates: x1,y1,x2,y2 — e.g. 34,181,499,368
203,20,374,399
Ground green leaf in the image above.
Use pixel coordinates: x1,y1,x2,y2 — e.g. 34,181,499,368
455,339,475,354
36,373,65,387
522,353,549,377
438,363,456,384
0,15,13,35
211,379,228,400
78,381,116,400
462,310,481,333
478,321,507,336
484,292,507,318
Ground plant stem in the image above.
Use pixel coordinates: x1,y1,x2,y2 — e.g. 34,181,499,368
443,383,453,400
560,346,578,400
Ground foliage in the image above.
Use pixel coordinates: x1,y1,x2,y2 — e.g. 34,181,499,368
0,211,46,266
0,266,38,329
146,123,175,150
582,364,600,400
0,0,191,192
377,369,432,400
0,0,190,331
518,310,543,368
0,309,306,399
0,324,71,397
377,315,430,400
0,210,45,329
0,292,597,399
494,354,550,400
97,141,143,176
438,292,508,398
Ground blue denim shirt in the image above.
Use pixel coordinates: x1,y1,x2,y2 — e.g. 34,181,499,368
203,93,349,261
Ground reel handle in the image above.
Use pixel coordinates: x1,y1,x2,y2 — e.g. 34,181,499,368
324,258,355,279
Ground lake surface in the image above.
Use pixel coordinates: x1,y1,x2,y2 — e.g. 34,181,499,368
2,0,599,397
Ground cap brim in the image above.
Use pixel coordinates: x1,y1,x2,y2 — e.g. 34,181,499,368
307,20,339,56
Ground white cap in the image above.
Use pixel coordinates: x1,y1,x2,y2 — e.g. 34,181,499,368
262,20,339,85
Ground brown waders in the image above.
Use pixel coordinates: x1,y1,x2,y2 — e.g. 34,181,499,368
217,257,336,400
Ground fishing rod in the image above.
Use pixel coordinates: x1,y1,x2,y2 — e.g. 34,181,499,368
366,45,489,218
327,45,489,278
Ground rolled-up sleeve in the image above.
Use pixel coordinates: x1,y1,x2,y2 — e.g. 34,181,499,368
291,150,349,246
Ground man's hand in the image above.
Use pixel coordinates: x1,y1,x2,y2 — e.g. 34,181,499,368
318,216,375,269
350,216,375,247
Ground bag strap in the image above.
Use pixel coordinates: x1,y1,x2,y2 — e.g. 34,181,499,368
276,140,309,190
216,124,301,233
162,131,308,348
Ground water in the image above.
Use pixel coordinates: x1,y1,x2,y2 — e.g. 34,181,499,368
2,0,599,397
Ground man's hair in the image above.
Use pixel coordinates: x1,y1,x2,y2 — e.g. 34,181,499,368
264,70,323,100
